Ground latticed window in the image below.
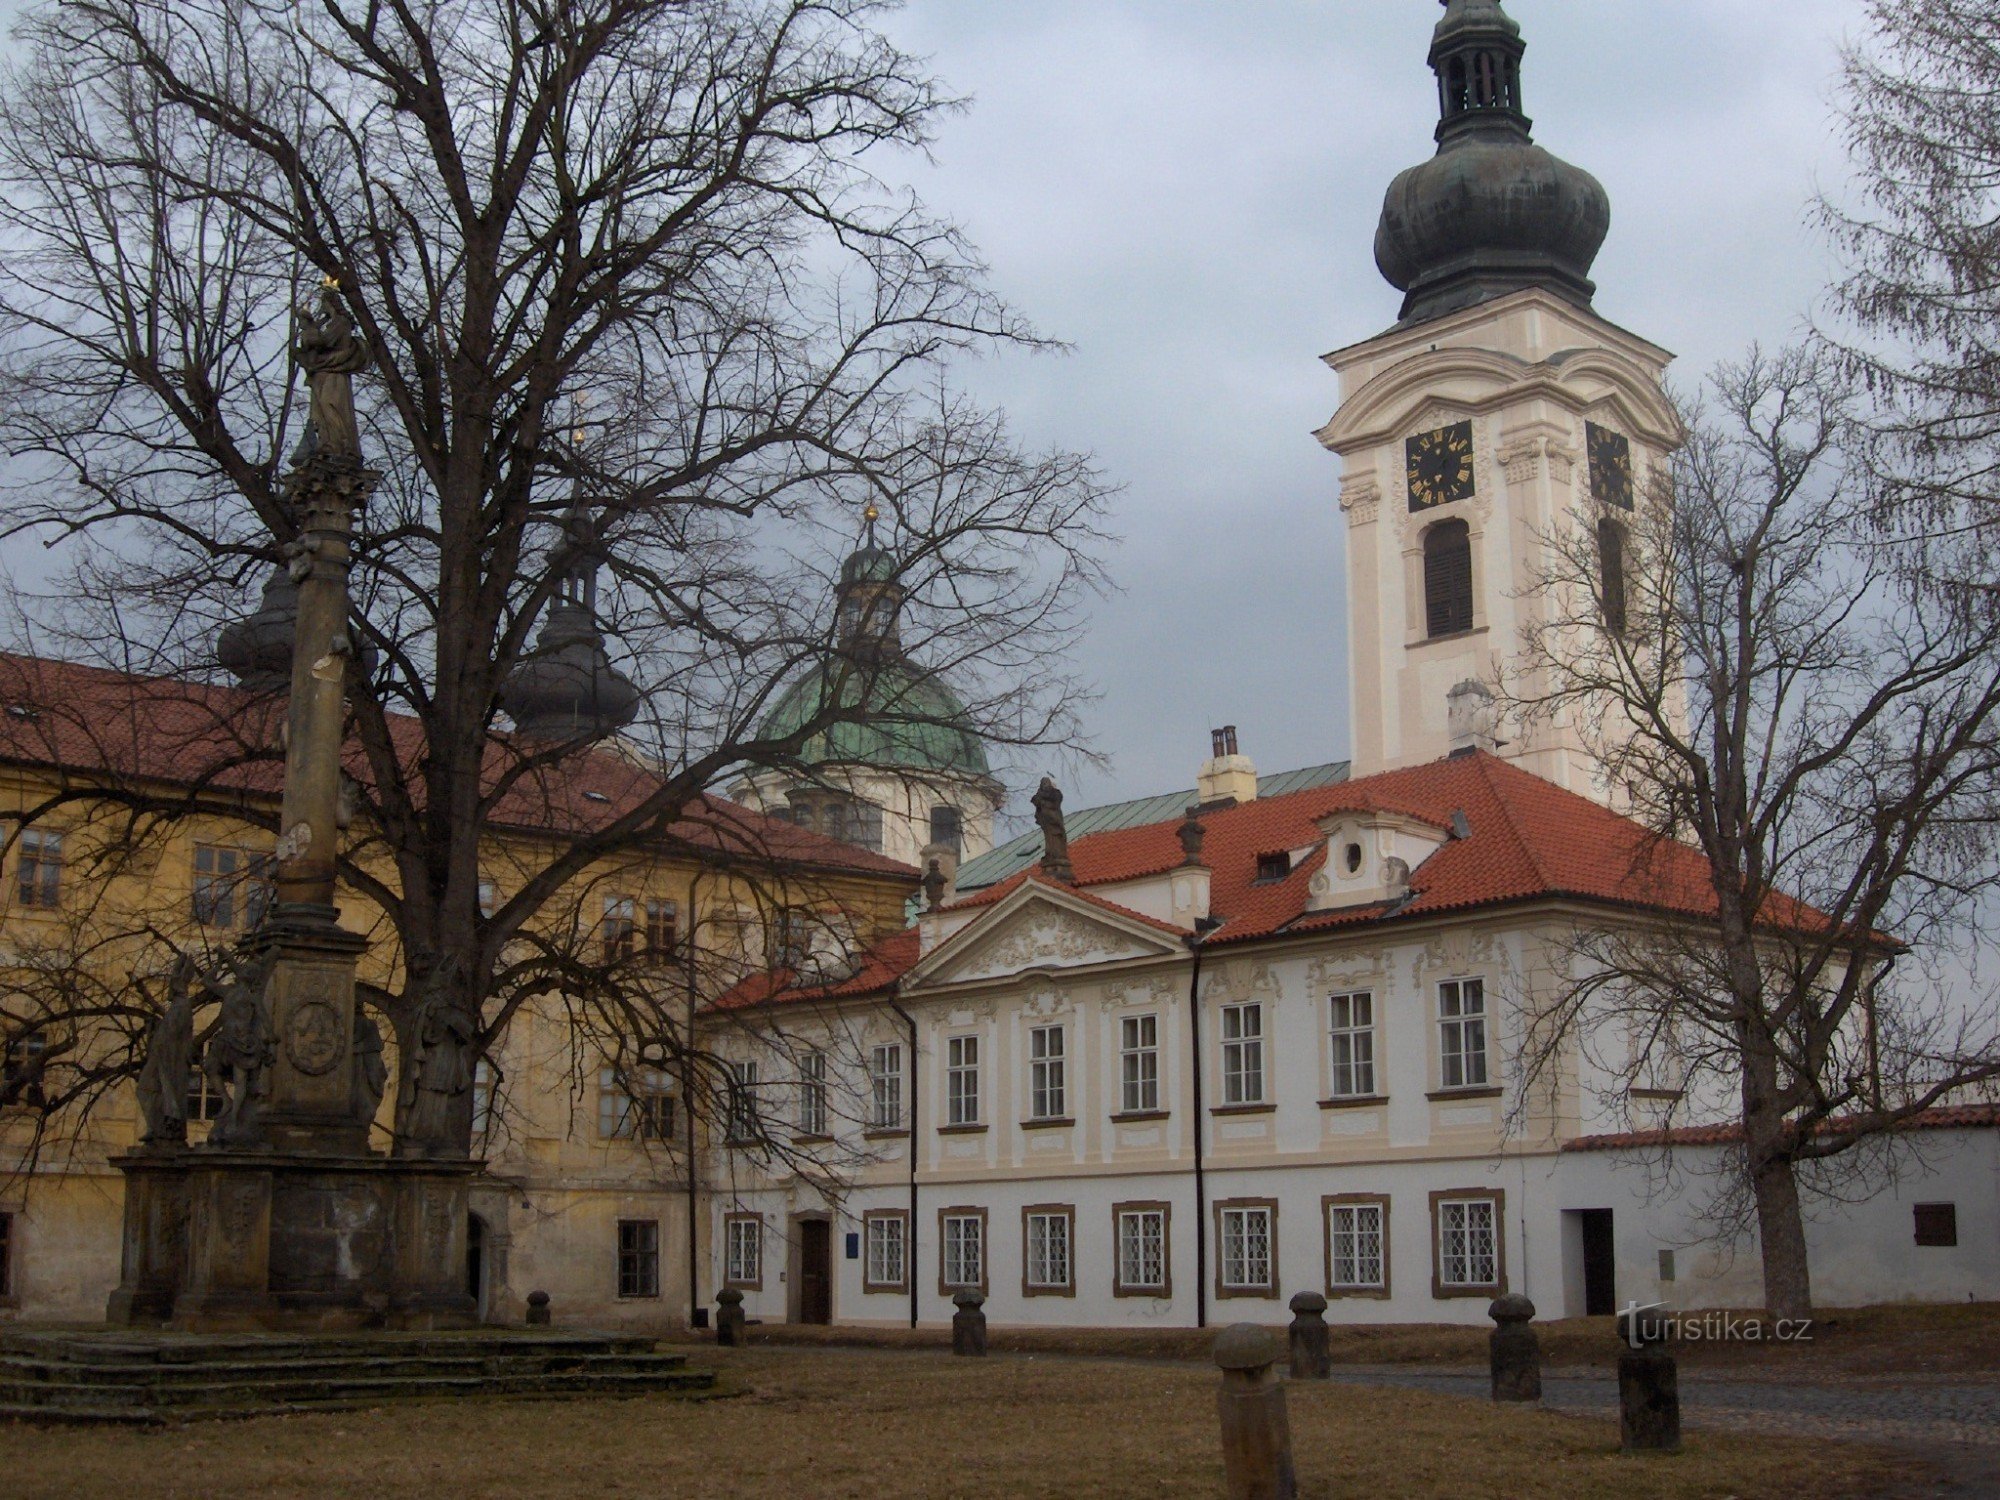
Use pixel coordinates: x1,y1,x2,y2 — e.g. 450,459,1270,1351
1328,992,1376,1099
1436,1197,1498,1288
941,1213,983,1289
1025,1210,1072,1292
1221,1003,1264,1105
865,1213,907,1290
15,829,61,909
725,1216,761,1286
1219,1204,1274,1291
1328,1201,1386,1291
1117,1208,1167,1293
946,1035,979,1126
1120,1014,1159,1114
617,1219,659,1298
1028,1025,1065,1120
1438,978,1488,1089
796,1050,828,1136
1423,519,1474,638
869,1043,902,1129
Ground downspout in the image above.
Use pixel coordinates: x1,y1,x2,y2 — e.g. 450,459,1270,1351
888,995,919,1330
685,870,705,1330
1187,915,1223,1330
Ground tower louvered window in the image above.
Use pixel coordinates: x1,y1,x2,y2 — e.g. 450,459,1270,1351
1423,520,1474,638
1597,518,1628,636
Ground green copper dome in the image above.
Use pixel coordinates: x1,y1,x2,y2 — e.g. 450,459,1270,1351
757,660,991,778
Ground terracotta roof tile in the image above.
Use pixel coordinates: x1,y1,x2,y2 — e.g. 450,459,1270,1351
1563,1103,2000,1152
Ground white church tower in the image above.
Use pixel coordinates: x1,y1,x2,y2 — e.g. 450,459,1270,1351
1318,0,1679,801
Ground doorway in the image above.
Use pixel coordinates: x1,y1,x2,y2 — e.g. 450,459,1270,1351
466,1213,489,1320
798,1218,832,1325
1578,1208,1616,1316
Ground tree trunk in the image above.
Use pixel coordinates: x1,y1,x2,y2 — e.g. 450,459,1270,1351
1749,1148,1813,1319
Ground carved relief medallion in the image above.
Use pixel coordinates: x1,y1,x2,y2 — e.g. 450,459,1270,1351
286,998,345,1076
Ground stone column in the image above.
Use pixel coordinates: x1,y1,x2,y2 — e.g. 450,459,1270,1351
951,1289,987,1356
715,1287,746,1346
1287,1291,1330,1379
1214,1324,1298,1500
1617,1308,1682,1453
1488,1292,1542,1401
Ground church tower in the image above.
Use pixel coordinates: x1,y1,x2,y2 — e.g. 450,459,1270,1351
1318,0,1678,800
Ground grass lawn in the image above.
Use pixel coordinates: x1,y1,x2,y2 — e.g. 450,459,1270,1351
0,1347,1918,1499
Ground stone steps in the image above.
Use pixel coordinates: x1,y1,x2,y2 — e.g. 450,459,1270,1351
0,1329,718,1424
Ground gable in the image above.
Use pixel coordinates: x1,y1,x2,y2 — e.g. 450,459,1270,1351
907,892,1182,990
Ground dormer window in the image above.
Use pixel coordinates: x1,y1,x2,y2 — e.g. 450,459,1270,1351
1308,811,1451,914
1254,852,1292,883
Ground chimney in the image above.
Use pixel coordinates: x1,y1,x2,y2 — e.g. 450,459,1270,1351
1197,725,1258,808
1446,681,1499,756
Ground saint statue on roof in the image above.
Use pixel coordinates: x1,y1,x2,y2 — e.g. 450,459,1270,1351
1033,776,1073,883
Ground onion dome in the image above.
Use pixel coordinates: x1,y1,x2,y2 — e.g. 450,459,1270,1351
215,564,300,691
1374,0,1611,327
500,498,641,741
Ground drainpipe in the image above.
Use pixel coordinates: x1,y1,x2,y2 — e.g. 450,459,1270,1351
684,868,709,1331
1187,915,1223,1330
888,995,919,1330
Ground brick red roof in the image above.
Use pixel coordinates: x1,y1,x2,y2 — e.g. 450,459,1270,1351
0,651,917,880
1563,1104,2000,1152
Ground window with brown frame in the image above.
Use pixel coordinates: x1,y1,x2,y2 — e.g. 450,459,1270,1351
724,1212,764,1290
1430,1188,1505,1297
1214,1198,1279,1300
1113,1201,1171,1298
1022,1205,1075,1297
937,1206,987,1297
1913,1202,1958,1248
863,1210,909,1293
1324,1194,1391,1298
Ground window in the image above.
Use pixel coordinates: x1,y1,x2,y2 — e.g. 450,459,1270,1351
797,1050,828,1137
617,1219,660,1298
1221,1003,1264,1106
601,896,637,964
929,805,963,853
1914,1203,1959,1248
1597,518,1628,635
946,1035,979,1127
471,1059,496,1138
477,879,498,919
0,1211,12,1298
644,899,679,960
773,909,813,971
15,829,61,909
1328,991,1377,1099
1115,1204,1170,1296
1433,1192,1501,1294
186,1064,223,1124
726,1060,760,1143
191,845,272,931
1423,519,1474,638
939,1209,985,1293
869,1043,903,1130
1217,1201,1277,1297
1253,852,1291,883
599,1065,673,1141
1438,978,1489,1089
725,1213,762,1288
1325,1197,1388,1295
1023,1206,1074,1296
864,1211,909,1292
1119,1015,1160,1114
1,1035,48,1110
1028,1025,1066,1120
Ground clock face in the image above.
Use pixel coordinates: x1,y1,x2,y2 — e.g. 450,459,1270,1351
1587,422,1634,510
1405,421,1476,511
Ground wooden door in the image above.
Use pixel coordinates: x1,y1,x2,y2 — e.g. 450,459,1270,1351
799,1218,832,1324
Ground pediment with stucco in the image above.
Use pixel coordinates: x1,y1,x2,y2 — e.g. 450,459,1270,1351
906,892,1182,991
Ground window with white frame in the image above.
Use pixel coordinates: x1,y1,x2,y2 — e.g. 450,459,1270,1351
1028,1025,1066,1120
797,1050,828,1136
941,1211,984,1289
864,1212,907,1291
15,828,62,909
869,1043,903,1129
1116,1206,1168,1294
946,1035,979,1126
725,1214,762,1287
1221,1003,1265,1105
599,1065,673,1140
1438,978,1489,1089
1328,991,1377,1099
726,1060,760,1142
1435,1195,1499,1290
1219,1202,1275,1293
601,895,637,964
1326,1199,1387,1293
1025,1208,1073,1293
1119,1014,1160,1114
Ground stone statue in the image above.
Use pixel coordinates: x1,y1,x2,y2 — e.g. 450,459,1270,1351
350,1007,387,1131
135,955,199,1146
1032,775,1073,882
403,999,476,1156
921,858,947,911
293,284,371,463
202,953,275,1148
1178,806,1207,866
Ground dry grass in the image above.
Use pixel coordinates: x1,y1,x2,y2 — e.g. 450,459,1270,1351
0,1347,1918,1499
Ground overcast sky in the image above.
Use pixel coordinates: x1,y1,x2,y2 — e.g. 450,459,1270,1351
874,0,1873,823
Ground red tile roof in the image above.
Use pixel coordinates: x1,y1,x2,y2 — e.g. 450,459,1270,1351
1563,1103,2000,1152
0,651,917,879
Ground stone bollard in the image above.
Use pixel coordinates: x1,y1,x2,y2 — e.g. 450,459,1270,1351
1487,1293,1542,1402
1287,1291,1331,1380
1214,1324,1298,1500
951,1289,988,1356
1616,1306,1682,1453
524,1289,551,1327
715,1287,746,1348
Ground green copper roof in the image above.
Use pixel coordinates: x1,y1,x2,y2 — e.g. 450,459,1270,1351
758,658,991,779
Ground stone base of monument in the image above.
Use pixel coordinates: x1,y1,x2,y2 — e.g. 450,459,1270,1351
0,1328,717,1425
106,1148,483,1332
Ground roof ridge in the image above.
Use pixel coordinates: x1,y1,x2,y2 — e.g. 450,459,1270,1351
1466,750,1562,892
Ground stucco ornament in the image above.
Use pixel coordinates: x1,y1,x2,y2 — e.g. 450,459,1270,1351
941,905,1162,985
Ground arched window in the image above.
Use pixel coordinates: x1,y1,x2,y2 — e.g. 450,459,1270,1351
1423,520,1474,639
1597,518,1628,636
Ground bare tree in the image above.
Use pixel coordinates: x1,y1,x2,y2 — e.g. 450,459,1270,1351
1506,348,2000,1318
0,0,1109,1162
